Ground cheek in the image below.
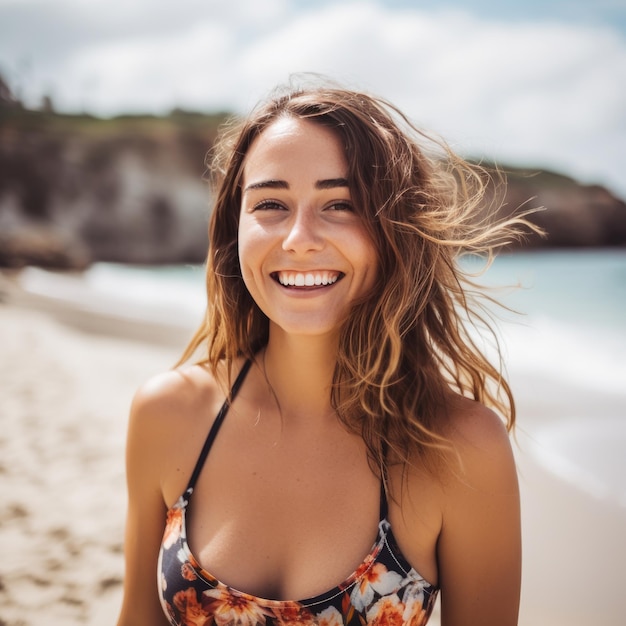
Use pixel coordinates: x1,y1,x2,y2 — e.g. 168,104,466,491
365,254,380,291
237,219,255,268
237,223,267,286
354,231,380,287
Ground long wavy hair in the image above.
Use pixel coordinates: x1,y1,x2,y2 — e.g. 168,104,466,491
179,80,535,477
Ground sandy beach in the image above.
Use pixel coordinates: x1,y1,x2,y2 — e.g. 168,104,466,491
1,270,625,626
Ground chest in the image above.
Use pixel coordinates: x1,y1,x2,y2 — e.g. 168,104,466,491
169,412,438,601
186,416,381,599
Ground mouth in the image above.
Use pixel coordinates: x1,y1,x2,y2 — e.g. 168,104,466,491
272,270,343,288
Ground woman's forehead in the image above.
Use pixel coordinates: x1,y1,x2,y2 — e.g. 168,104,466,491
242,117,348,185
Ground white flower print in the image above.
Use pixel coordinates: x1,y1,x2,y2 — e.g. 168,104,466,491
350,562,403,612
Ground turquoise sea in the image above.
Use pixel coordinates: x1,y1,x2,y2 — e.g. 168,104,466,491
462,250,626,391
80,249,626,507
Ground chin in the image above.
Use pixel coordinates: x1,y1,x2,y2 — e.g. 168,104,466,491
270,318,343,340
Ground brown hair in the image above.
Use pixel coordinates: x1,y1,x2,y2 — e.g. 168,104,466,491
179,79,535,476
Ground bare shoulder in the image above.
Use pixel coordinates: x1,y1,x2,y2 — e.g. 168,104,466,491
442,393,517,492
434,394,522,624
445,393,511,447
396,393,517,528
128,359,239,438
119,363,230,626
126,362,235,504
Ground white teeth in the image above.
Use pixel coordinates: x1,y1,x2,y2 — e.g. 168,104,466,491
277,271,339,287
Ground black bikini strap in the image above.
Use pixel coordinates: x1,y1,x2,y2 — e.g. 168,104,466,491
379,442,389,520
185,359,252,494
379,477,389,520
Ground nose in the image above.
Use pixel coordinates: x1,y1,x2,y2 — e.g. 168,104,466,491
282,208,324,253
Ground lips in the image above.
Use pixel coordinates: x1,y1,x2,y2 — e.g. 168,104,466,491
273,271,342,287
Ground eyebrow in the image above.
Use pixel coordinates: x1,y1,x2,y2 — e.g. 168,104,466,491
243,177,349,193
316,177,349,190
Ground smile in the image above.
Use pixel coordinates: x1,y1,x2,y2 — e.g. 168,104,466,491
273,271,342,287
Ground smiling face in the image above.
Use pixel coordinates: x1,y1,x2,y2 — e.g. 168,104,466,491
238,116,379,340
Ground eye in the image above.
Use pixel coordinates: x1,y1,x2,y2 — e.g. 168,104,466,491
325,201,354,212
253,199,286,211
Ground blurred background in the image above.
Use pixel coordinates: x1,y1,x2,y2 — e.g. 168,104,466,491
2,0,626,267
0,1,625,625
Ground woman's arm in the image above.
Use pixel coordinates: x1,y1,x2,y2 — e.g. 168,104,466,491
116,380,174,626
437,401,522,626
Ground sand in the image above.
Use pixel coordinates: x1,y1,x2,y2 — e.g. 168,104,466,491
0,275,180,625
0,270,624,626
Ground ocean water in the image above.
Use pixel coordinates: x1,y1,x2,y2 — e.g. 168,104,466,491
459,250,626,508
80,250,626,507
461,250,626,393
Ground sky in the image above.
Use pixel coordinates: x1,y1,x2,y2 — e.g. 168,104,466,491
1,0,625,197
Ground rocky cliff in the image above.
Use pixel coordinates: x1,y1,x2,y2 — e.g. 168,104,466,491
1,105,625,269
0,105,226,269
487,167,626,249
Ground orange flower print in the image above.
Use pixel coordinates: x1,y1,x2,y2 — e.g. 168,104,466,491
186,550,201,569
402,599,428,626
366,594,405,626
271,603,315,626
163,506,183,550
349,553,375,586
203,587,273,626
181,562,198,581
350,562,403,612
173,587,211,626
315,606,343,626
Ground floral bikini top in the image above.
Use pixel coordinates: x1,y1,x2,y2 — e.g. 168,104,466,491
158,361,439,625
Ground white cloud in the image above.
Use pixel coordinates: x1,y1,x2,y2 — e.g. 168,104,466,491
1,0,625,196
57,23,238,112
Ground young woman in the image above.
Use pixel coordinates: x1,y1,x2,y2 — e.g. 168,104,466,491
117,81,524,626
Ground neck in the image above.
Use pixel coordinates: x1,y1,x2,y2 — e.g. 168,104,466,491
261,327,339,422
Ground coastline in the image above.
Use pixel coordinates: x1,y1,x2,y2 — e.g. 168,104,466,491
513,375,626,625
0,271,182,625
1,269,625,625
